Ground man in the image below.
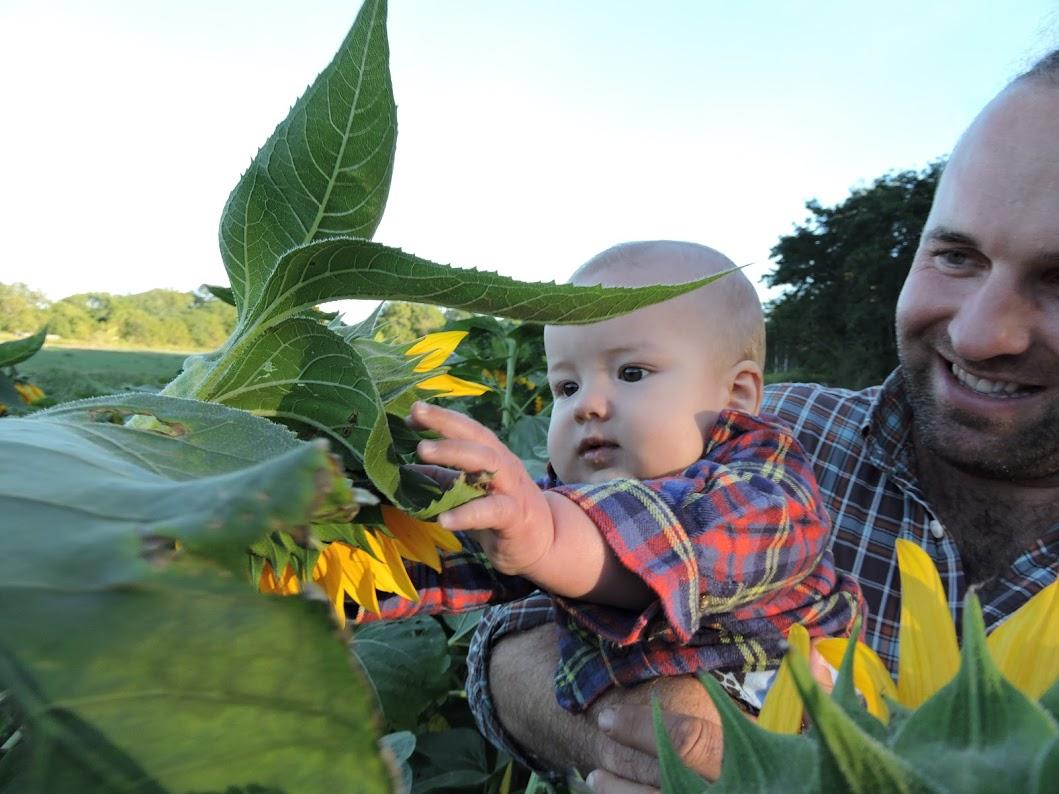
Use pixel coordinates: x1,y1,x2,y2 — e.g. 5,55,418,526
463,48,1059,790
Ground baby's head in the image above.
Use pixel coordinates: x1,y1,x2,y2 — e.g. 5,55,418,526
544,240,764,484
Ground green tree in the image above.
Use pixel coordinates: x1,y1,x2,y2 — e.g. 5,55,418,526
0,283,49,335
376,300,445,343
764,161,943,389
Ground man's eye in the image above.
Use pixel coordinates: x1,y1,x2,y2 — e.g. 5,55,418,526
937,249,972,268
554,381,578,397
618,366,646,382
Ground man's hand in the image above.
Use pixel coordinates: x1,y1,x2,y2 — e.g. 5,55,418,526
410,401,556,575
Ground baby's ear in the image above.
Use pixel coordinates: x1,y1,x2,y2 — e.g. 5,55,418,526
725,360,763,414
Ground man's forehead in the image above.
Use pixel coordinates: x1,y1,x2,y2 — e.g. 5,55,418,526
926,83,1059,248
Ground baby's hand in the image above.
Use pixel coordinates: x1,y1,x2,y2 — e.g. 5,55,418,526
409,401,556,576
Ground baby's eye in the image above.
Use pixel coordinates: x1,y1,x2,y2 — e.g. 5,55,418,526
618,366,647,383
553,381,579,397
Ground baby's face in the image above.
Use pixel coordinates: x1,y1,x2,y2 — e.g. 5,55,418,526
544,296,734,484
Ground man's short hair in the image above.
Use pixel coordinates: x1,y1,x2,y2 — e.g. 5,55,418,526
1016,47,1059,85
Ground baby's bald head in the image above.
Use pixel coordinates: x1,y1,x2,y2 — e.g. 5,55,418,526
570,240,765,370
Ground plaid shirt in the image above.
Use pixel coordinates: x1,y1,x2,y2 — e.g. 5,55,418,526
366,409,862,712
464,371,1059,769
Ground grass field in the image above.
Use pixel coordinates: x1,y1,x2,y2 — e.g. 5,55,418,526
18,347,188,404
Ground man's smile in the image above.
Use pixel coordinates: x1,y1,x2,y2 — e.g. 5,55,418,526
948,360,1042,398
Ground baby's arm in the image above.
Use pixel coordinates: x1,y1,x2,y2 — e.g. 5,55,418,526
410,401,652,610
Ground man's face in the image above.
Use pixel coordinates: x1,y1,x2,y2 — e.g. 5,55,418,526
543,295,733,484
895,83,1059,481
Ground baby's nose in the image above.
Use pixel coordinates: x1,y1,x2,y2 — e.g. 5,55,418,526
573,385,610,421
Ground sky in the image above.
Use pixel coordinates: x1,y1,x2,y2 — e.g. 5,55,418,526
1,1,1056,321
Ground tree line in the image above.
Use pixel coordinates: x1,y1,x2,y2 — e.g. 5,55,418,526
0,286,237,350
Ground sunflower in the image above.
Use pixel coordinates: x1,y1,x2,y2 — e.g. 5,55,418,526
759,538,1059,731
258,331,482,622
406,331,490,397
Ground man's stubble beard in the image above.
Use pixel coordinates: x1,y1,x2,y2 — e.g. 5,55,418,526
900,357,1059,482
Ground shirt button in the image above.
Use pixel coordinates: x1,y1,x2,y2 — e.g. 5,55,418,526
929,519,945,540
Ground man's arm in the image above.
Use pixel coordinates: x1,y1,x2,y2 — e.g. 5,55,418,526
487,624,724,785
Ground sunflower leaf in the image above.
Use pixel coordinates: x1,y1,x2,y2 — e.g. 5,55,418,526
0,326,47,369
891,594,1058,789
351,616,450,732
650,698,708,793
690,672,817,793
786,653,937,794
243,238,732,331
219,0,395,316
0,395,387,791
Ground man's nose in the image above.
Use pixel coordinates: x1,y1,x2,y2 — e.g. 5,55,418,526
573,383,610,422
948,271,1034,361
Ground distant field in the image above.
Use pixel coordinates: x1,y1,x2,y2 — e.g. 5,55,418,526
18,347,188,403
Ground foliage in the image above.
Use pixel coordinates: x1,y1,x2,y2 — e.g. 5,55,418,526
657,541,1059,792
0,284,48,337
0,328,48,417
0,1,722,790
377,301,447,343
764,162,942,388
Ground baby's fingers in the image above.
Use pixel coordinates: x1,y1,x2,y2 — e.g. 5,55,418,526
436,493,517,532
417,438,504,478
409,401,498,446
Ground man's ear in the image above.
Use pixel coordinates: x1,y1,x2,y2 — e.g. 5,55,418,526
724,360,763,414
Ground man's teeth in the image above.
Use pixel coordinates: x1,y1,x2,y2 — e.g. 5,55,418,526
951,362,1026,396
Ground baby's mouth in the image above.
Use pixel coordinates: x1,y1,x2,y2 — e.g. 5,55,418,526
577,438,619,456
948,360,1042,398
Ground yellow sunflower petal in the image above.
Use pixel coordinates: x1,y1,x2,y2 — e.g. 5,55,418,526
895,538,960,708
758,623,810,734
814,638,897,723
363,532,420,603
381,505,462,569
417,373,490,397
987,580,1059,699
313,542,379,620
405,331,469,373
258,562,301,595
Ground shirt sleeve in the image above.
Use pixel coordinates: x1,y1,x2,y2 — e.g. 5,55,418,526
549,410,834,645
465,594,567,778
358,534,538,623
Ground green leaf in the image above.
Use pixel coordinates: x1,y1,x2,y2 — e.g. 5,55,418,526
0,326,47,369
1032,738,1059,794
204,318,401,502
244,238,732,330
1,569,388,793
381,730,416,794
407,470,488,520
0,393,389,790
786,653,937,794
1041,679,1059,723
351,616,450,732
3,394,357,579
442,609,484,644
830,616,888,742
690,673,817,793
204,283,237,307
219,0,396,315
651,698,708,794
891,594,1058,789
410,729,491,794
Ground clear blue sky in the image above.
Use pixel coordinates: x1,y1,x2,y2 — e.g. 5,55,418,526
1,1,1055,317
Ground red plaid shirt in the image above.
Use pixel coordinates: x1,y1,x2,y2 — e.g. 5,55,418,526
364,409,862,712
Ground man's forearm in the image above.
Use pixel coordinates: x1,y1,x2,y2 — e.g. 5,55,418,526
488,623,723,785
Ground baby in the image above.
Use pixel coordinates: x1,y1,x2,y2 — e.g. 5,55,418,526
365,240,863,713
